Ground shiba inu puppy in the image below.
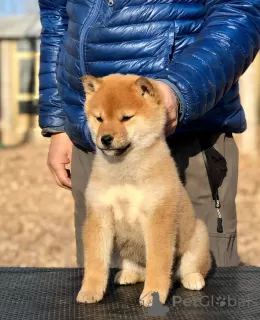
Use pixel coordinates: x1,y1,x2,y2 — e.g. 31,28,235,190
77,74,211,307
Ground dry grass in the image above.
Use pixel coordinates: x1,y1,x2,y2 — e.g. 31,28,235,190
0,138,259,267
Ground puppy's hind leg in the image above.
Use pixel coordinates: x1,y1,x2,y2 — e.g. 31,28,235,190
176,219,211,291
77,204,114,304
114,259,145,285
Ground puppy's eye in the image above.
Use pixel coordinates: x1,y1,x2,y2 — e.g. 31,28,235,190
121,115,134,122
96,116,103,122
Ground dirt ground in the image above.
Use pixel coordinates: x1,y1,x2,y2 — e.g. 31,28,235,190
0,137,260,267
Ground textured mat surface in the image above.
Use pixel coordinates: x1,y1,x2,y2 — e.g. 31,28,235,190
0,267,260,320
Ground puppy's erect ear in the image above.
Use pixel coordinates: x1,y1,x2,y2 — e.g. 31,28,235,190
135,77,155,97
82,75,102,94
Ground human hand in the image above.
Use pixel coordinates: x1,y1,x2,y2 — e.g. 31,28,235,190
155,81,179,136
47,132,73,189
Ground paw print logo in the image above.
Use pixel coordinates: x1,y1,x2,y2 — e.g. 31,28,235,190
215,296,226,307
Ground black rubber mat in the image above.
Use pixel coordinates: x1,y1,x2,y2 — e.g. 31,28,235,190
0,267,260,320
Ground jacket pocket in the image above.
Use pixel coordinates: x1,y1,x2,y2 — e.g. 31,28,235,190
81,21,175,77
164,22,175,66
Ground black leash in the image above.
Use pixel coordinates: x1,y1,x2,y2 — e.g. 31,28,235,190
200,139,227,233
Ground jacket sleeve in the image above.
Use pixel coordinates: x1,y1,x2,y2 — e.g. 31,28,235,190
38,0,69,136
156,0,260,125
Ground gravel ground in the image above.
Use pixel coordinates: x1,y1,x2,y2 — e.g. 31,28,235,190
0,141,75,267
0,138,259,267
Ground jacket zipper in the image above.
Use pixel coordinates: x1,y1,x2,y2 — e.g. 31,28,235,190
80,0,114,74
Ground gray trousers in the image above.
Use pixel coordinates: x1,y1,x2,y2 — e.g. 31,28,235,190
71,133,240,268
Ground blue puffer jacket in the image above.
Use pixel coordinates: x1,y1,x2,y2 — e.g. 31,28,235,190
38,0,260,151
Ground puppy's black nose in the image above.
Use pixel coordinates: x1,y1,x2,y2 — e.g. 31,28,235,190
101,134,114,147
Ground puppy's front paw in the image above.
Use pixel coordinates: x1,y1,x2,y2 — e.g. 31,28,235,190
139,290,154,307
181,272,205,290
77,288,104,304
139,289,167,307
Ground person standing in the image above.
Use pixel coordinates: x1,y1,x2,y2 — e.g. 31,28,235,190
38,0,260,267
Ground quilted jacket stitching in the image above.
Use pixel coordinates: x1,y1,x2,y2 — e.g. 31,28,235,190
204,31,248,58
107,18,203,28
179,60,209,104
58,82,83,102
86,35,167,45
112,3,205,13
86,55,162,64
61,43,80,60
174,61,204,105
57,69,81,85
188,52,218,103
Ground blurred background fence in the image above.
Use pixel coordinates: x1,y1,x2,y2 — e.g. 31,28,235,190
0,0,259,267
0,0,41,146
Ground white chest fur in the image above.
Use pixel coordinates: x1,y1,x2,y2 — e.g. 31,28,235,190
103,184,144,223
87,145,172,224
86,181,163,224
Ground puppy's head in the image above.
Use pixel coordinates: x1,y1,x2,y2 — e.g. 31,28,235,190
82,74,166,157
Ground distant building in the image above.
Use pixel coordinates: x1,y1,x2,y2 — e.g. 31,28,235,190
0,0,41,146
